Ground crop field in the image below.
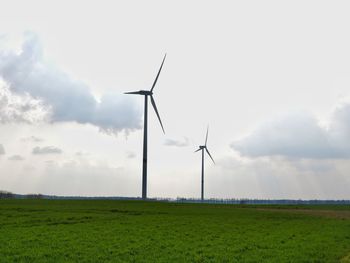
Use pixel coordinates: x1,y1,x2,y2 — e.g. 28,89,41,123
0,200,350,262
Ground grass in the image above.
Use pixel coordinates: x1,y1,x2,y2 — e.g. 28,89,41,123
0,199,350,262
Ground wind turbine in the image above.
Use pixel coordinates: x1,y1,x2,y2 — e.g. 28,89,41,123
125,54,166,200
195,126,215,201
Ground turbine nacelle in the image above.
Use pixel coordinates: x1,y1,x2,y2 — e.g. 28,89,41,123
124,90,153,96
195,127,215,164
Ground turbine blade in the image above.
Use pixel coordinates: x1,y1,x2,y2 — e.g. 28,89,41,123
205,148,215,164
205,126,209,146
150,54,166,92
150,95,165,133
194,148,201,153
124,91,142,95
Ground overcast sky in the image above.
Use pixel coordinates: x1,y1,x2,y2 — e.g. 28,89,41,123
1,0,350,199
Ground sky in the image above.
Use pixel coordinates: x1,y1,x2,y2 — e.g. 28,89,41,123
1,0,350,199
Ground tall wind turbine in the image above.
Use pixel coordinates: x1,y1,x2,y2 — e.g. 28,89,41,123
195,127,215,201
124,54,166,200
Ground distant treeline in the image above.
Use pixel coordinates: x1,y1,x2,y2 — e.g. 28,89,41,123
0,191,43,199
1,191,349,205
0,190,14,199
173,197,350,205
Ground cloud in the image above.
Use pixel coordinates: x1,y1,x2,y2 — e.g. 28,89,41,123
0,144,5,155
32,146,62,155
0,32,142,135
20,136,44,143
8,155,24,161
164,137,189,147
231,103,350,159
75,151,89,157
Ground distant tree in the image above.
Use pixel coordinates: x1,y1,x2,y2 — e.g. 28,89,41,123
239,199,247,205
26,193,43,199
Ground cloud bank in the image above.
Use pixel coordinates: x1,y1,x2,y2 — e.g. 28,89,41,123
232,102,350,159
0,33,141,134
208,156,349,200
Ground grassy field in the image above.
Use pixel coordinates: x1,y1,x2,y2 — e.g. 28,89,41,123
0,200,350,262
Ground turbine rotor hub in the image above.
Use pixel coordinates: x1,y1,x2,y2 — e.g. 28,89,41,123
138,90,153,96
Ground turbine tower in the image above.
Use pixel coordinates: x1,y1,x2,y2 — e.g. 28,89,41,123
195,127,215,201
125,54,166,200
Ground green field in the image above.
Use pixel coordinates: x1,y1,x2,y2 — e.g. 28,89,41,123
0,200,350,262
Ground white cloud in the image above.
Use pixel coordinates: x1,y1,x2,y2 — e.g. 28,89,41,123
0,33,142,135
32,146,62,155
232,103,350,159
0,82,47,123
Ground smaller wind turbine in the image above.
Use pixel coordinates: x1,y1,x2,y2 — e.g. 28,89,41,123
195,126,215,201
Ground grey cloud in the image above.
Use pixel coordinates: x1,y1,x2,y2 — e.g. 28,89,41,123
93,93,142,134
126,151,136,159
328,102,350,151
75,151,89,156
23,164,36,171
232,106,350,159
164,137,189,147
0,144,5,155
21,136,44,143
0,33,141,134
8,155,24,161
32,146,62,155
